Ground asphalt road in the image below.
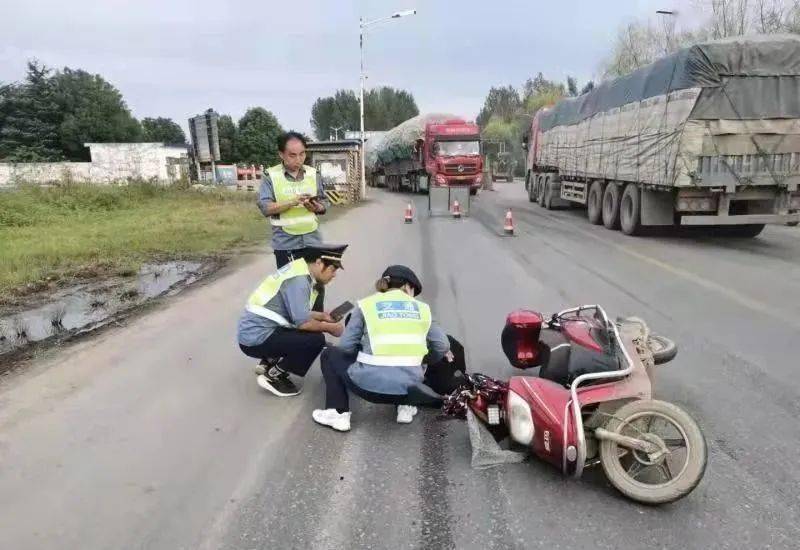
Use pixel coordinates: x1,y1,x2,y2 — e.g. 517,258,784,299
1,183,799,549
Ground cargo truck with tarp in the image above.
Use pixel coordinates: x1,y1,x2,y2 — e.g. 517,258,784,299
366,113,484,195
523,34,800,236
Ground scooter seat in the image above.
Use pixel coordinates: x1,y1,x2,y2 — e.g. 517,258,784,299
537,328,619,386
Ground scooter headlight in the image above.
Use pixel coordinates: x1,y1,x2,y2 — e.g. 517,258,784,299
507,390,535,445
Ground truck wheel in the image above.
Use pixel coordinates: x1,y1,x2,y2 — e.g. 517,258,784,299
544,177,556,210
620,184,642,236
537,176,546,207
602,182,622,230
470,187,478,196
587,181,604,225
528,175,537,202
524,172,530,192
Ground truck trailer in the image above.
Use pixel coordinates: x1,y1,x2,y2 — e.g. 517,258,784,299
524,34,800,237
366,114,484,195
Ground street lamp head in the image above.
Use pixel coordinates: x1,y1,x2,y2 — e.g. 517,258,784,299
392,9,417,18
656,10,677,15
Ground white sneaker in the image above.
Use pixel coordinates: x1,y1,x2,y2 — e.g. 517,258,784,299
396,405,418,424
312,409,351,432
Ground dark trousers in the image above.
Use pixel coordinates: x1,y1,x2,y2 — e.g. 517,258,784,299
320,336,468,412
274,248,325,311
274,249,301,268
320,347,410,412
239,328,326,377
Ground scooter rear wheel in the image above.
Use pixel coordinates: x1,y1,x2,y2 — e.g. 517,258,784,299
599,399,707,505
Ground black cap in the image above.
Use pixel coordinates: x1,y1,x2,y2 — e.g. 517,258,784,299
303,244,348,269
382,265,423,296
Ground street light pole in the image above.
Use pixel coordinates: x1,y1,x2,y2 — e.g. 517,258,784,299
656,10,677,54
358,9,416,201
359,17,366,199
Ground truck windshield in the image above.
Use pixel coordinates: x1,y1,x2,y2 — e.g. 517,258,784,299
436,141,480,157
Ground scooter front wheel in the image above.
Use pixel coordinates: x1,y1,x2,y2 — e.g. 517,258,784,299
599,399,707,505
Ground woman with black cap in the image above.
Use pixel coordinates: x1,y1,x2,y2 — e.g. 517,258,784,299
312,265,451,432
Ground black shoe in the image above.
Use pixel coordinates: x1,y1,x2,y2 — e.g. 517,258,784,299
257,367,300,397
254,357,283,375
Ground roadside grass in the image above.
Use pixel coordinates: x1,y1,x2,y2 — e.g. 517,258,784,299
0,181,267,301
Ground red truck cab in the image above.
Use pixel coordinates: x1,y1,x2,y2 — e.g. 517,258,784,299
422,119,483,193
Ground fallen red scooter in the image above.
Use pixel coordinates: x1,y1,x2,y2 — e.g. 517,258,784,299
444,304,707,505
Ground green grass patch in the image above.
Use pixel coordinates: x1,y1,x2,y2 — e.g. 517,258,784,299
0,182,267,299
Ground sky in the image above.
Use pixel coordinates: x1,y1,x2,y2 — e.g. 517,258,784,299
0,0,706,136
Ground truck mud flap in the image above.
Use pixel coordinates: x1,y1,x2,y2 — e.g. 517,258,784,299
429,186,471,217
466,409,526,470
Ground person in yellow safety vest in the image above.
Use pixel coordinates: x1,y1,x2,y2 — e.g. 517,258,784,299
237,244,347,397
257,131,330,269
313,265,451,432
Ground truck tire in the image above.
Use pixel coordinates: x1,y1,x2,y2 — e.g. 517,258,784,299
528,174,536,202
525,172,530,192
620,184,643,236
602,182,622,230
587,181,604,225
544,177,555,210
537,176,546,207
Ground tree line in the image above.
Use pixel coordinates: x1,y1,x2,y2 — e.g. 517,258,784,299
0,60,290,167
309,87,419,141
604,0,800,77
0,61,187,162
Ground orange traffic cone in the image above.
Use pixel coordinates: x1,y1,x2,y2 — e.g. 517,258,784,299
452,200,462,219
504,209,514,235
404,203,413,224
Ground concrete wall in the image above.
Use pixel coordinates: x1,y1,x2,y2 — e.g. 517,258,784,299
0,143,189,188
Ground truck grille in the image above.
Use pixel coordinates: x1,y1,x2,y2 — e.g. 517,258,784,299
696,153,800,176
444,163,479,175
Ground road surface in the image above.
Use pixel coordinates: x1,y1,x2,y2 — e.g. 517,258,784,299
1,183,799,549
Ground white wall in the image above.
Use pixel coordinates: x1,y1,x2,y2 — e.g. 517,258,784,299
0,143,189,187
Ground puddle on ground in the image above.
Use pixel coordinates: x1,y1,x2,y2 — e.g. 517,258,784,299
0,261,206,358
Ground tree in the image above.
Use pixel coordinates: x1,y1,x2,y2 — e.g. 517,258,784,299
310,86,419,140
52,68,141,160
476,86,522,128
602,1,800,79
522,73,565,104
310,90,359,140
236,107,284,166
364,87,419,130
754,0,800,32
0,61,63,161
217,114,238,163
141,117,186,144
567,76,579,97
580,81,596,95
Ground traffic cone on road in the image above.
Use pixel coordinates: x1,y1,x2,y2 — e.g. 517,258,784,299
452,200,462,219
404,203,413,224
503,209,514,235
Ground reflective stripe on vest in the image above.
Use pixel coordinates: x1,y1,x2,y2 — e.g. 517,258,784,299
358,289,432,366
246,259,318,327
268,164,319,235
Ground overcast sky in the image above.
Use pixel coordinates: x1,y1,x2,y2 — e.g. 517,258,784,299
0,1,704,135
